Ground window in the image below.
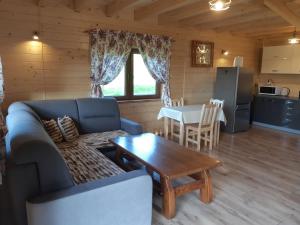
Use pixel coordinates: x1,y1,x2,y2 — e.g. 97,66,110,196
102,49,160,100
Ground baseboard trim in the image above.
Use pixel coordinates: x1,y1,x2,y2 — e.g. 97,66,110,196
252,122,300,135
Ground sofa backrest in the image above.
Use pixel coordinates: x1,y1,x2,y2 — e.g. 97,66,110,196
23,99,80,126
76,98,121,133
17,98,122,134
8,102,43,124
6,97,122,161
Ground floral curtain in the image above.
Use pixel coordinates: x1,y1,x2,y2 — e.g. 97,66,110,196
0,57,6,150
90,29,134,97
136,34,172,106
89,29,172,106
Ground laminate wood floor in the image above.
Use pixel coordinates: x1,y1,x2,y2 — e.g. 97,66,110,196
152,126,300,225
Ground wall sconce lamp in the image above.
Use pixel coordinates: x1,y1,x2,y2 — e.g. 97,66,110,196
32,31,39,40
222,49,229,56
288,29,299,45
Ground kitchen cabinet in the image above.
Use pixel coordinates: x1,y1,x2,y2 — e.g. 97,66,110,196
282,100,300,130
261,45,300,74
253,95,300,132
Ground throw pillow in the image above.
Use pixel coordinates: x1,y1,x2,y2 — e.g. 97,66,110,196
57,116,79,142
42,119,64,143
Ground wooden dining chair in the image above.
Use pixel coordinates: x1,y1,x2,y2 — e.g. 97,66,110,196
209,98,224,146
185,104,218,151
170,97,184,141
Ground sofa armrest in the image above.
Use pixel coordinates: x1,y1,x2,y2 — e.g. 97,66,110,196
26,170,152,225
120,118,143,135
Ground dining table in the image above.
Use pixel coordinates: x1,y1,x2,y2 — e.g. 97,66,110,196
157,104,227,145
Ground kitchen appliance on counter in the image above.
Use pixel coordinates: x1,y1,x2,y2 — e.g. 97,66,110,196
258,85,282,95
281,87,290,97
214,67,253,133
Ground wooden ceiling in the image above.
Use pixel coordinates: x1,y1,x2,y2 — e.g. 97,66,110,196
36,0,300,39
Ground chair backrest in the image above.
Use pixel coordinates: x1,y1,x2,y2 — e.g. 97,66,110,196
171,97,184,107
198,104,218,129
209,98,224,109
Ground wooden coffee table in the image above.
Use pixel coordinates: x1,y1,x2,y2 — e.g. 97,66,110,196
111,133,221,219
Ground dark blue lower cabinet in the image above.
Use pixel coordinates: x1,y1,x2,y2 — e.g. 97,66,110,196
253,96,300,131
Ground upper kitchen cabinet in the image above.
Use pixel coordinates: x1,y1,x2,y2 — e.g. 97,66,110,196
261,45,300,74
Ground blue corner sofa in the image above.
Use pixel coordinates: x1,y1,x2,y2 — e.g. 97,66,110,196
3,98,153,225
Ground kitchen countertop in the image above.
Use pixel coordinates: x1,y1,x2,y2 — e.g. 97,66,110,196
255,94,300,101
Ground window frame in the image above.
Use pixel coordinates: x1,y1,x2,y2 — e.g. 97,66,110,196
104,49,161,101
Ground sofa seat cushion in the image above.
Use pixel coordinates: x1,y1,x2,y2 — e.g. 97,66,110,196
56,130,128,184
79,130,128,149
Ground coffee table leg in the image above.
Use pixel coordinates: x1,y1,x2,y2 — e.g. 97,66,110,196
115,148,123,166
199,170,213,203
161,176,176,219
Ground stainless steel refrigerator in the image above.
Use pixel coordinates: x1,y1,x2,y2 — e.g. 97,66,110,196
213,67,253,133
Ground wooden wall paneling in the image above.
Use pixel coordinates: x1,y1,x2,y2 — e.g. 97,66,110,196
0,0,259,132
257,73,300,97
72,0,88,12
181,32,258,105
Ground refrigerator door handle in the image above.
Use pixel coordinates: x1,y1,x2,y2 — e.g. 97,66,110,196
235,103,251,111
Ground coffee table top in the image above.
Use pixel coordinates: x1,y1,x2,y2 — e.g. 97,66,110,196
111,133,221,179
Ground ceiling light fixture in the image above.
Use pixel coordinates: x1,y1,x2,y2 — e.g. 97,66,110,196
209,0,231,11
288,29,299,45
32,31,39,40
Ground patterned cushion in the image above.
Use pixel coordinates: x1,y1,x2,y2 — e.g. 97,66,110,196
42,119,63,143
58,116,79,142
56,130,128,184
